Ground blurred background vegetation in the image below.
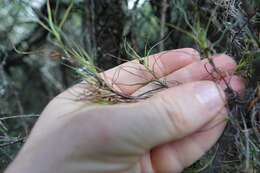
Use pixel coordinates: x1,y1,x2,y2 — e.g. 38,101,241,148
1,0,260,172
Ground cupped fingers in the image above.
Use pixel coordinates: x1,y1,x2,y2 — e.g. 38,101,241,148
165,54,237,85
150,75,245,173
217,75,245,96
133,54,237,97
101,48,200,95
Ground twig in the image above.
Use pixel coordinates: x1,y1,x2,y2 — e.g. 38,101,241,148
231,12,256,44
241,113,250,171
0,137,26,148
159,0,168,51
0,114,39,121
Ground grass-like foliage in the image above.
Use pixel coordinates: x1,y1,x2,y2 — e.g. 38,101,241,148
39,0,171,104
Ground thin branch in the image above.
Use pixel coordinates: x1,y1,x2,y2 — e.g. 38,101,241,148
0,137,26,148
0,114,39,121
159,0,168,51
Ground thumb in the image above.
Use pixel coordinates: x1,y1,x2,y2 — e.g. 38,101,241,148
93,81,226,151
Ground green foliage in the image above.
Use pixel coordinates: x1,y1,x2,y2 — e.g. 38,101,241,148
39,0,99,83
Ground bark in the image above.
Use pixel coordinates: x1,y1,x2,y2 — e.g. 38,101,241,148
83,0,127,70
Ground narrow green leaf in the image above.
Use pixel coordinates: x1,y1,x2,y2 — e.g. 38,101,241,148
59,0,74,29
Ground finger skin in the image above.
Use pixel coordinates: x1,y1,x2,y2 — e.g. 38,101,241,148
218,75,245,95
165,54,236,84
151,117,226,173
102,48,200,95
134,54,236,96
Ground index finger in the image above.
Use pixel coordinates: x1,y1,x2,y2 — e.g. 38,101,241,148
101,48,200,95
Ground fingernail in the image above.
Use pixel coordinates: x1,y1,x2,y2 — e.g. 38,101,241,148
194,82,226,111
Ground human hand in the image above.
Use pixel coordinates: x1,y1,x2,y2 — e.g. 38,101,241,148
5,48,244,173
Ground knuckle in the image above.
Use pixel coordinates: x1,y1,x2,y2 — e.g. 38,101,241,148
216,54,237,66
176,48,200,61
156,93,188,137
183,48,200,56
